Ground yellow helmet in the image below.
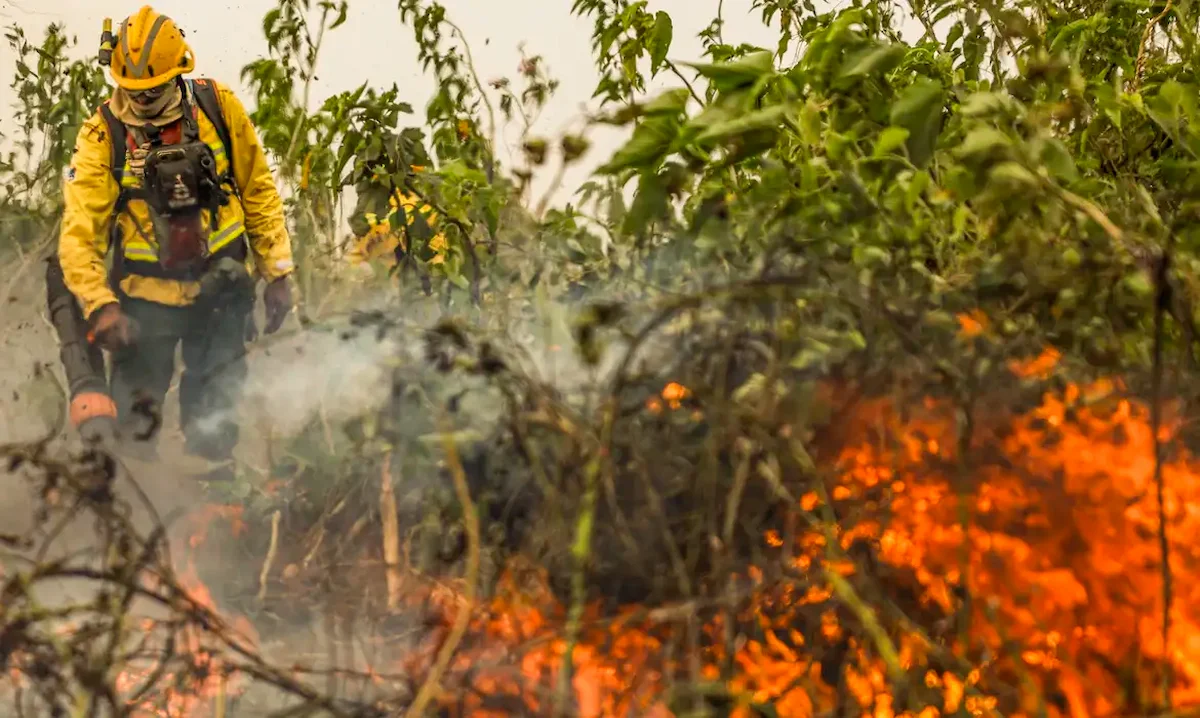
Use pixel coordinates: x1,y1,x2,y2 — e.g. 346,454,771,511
110,6,194,91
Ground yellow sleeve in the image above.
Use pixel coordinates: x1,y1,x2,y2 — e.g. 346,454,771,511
59,114,119,320
345,232,370,265
399,194,448,254
216,81,294,282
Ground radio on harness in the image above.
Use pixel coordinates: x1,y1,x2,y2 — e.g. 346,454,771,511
137,120,230,270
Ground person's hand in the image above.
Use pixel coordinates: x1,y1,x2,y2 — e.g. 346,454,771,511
263,276,293,334
88,303,136,350
129,144,150,180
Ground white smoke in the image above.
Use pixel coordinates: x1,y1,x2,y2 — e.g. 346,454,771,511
234,321,409,439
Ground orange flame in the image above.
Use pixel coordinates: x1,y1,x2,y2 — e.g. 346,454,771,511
428,346,1200,716
15,331,1199,717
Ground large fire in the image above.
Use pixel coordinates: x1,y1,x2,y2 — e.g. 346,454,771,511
10,323,1199,717
389,345,1199,717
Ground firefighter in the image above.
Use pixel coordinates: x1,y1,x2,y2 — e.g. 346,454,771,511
345,186,446,275
58,6,294,479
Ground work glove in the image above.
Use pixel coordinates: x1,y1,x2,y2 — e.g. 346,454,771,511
88,303,136,351
129,144,150,180
263,276,293,334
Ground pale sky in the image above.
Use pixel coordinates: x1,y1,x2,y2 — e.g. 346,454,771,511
0,0,780,207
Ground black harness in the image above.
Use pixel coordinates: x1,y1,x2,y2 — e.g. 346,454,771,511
98,78,247,285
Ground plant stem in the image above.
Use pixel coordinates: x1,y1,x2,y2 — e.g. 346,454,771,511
554,400,614,718
404,418,480,718
447,18,498,169
379,450,404,611
1152,242,1174,709
256,510,282,603
1135,0,1175,91
284,6,329,170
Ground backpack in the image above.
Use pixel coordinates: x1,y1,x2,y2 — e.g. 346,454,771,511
96,78,244,285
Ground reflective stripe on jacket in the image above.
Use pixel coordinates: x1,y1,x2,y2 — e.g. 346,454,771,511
115,127,245,263
59,79,294,319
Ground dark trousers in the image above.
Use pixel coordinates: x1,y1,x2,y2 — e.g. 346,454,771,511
109,296,249,462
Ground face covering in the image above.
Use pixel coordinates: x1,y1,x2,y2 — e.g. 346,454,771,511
110,80,184,128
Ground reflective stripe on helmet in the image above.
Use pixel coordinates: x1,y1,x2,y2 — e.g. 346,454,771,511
119,14,169,79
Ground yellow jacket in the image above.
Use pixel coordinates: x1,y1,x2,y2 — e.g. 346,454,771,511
346,191,446,267
59,79,293,319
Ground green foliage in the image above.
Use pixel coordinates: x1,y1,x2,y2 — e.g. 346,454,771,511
0,24,106,250
569,0,679,104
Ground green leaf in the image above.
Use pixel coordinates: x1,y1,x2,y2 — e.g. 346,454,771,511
650,11,673,74
643,87,690,115
597,115,679,173
837,43,905,81
329,1,349,30
682,50,775,93
262,8,282,37
889,79,943,167
873,126,910,157
853,245,891,266
621,171,669,235
718,128,780,166
956,127,1011,160
797,99,823,145
1038,138,1078,183
410,209,437,261
945,21,964,50
1159,80,1187,112
988,161,1038,188
447,268,471,290
679,104,737,140
1122,270,1154,298
952,205,971,237
789,346,830,371
959,91,1018,119
1062,247,1082,268
1147,80,1200,157
388,202,408,235
693,104,790,145
905,170,931,210
733,372,776,403
1135,183,1163,226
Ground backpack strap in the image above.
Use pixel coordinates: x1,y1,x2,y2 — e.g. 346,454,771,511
97,100,133,292
98,101,129,195
189,78,240,198
190,77,254,275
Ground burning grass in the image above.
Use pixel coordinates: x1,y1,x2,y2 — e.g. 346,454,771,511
3,309,1198,717
388,371,1200,717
